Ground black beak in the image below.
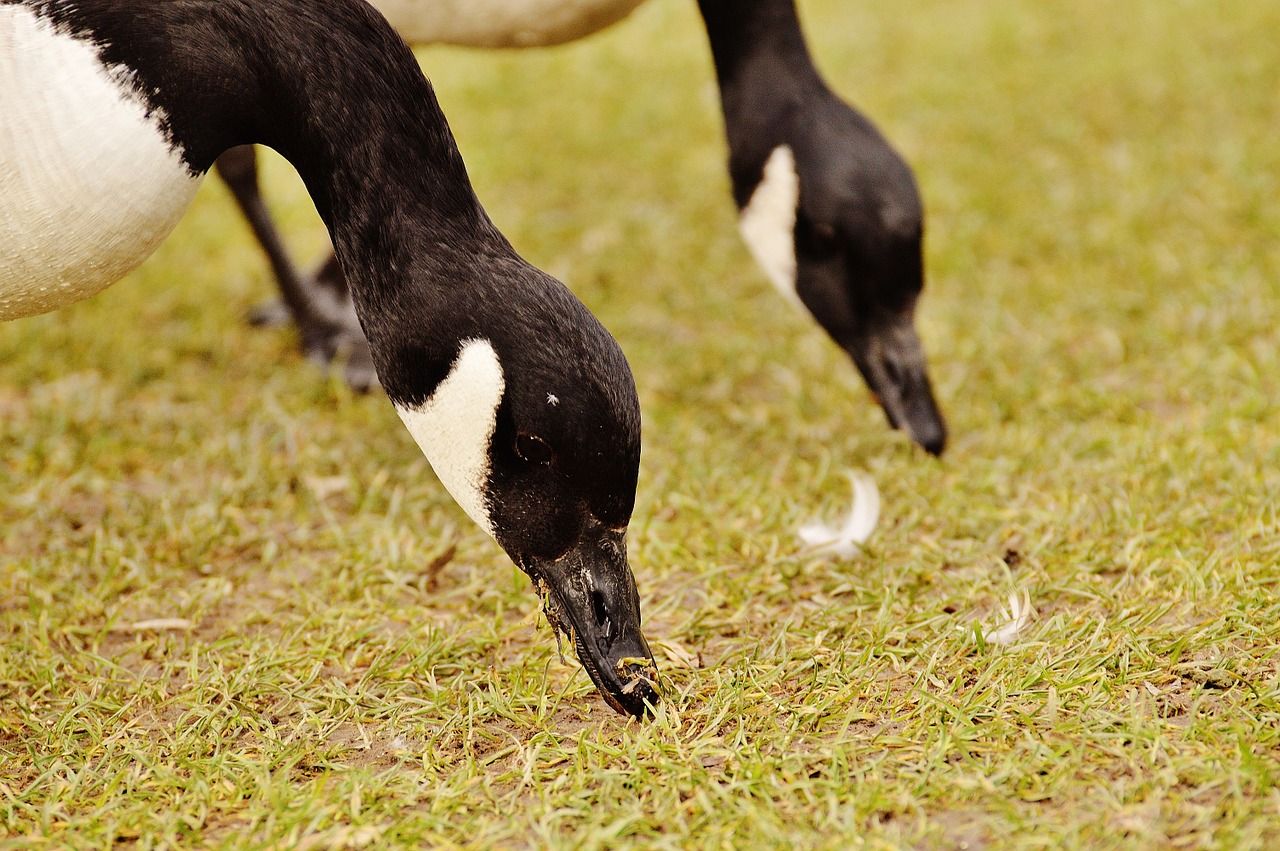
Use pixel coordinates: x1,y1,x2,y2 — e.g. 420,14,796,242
848,313,947,455
529,523,659,718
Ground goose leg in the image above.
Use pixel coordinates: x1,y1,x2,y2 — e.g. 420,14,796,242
214,145,378,391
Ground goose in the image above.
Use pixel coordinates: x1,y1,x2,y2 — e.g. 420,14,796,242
0,0,659,717
215,0,948,455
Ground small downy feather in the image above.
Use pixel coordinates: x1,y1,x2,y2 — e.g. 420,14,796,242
797,471,880,558
979,590,1036,646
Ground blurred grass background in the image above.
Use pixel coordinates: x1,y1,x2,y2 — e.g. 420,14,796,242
2,0,1279,846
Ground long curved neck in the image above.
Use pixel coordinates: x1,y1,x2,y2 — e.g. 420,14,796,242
697,0,826,131
36,0,504,309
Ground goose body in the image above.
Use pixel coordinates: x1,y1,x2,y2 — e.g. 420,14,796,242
370,0,645,48
0,0,657,717
220,0,949,455
0,6,201,317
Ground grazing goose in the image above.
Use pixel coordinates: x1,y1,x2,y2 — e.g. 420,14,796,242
216,0,948,455
0,0,658,717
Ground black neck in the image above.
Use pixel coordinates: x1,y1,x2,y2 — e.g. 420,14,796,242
697,0,826,139
36,0,505,317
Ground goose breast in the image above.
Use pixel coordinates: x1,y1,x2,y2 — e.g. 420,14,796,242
370,0,647,48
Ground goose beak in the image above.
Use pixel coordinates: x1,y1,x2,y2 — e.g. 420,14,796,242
530,523,659,718
848,313,947,456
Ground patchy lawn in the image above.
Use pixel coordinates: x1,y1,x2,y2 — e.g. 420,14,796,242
2,0,1279,847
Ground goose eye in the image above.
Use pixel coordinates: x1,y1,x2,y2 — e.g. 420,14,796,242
798,217,840,258
515,434,554,465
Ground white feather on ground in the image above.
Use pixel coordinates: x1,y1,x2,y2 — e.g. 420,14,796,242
108,618,193,633
797,472,880,558
981,590,1036,646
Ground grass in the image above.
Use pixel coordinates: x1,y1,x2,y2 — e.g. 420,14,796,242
3,0,1279,846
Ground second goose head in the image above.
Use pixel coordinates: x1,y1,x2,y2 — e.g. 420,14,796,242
740,127,947,457
699,0,948,456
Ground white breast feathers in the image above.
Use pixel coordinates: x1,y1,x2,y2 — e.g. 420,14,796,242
0,6,203,320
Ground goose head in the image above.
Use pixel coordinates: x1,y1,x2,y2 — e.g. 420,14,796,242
738,119,947,456
365,256,658,717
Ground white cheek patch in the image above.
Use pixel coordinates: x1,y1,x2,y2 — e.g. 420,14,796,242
394,339,505,539
738,144,801,307
0,7,204,320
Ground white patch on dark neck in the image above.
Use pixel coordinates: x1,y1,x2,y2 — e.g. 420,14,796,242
393,339,504,538
738,145,800,307
0,6,203,320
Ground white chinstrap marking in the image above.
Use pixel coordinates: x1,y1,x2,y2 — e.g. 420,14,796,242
0,6,203,320
738,144,800,307
394,339,505,538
